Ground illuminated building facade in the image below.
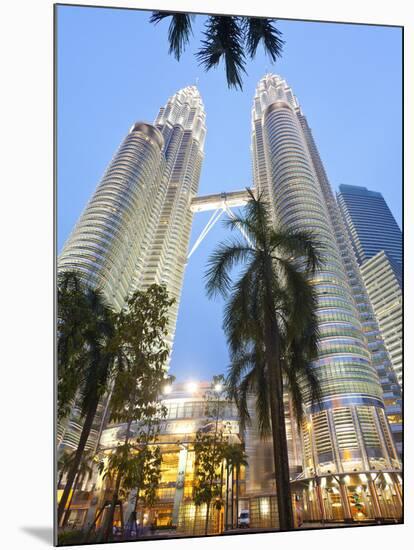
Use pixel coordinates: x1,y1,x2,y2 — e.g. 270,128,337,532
57,86,206,453
64,382,244,534
251,74,402,523
337,184,402,267
360,252,403,388
338,185,403,390
61,381,304,533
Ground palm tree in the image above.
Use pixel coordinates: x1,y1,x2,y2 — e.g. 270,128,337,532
205,190,323,531
61,450,95,527
223,443,248,529
150,13,284,90
57,450,74,489
57,271,119,525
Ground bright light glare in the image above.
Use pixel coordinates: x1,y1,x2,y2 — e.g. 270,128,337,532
163,385,172,395
214,383,223,392
186,381,198,393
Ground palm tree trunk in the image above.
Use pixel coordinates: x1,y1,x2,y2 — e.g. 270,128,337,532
219,460,224,532
236,465,240,527
263,261,294,531
104,419,133,541
266,342,294,530
58,470,64,489
204,500,211,535
61,469,81,527
58,395,99,524
225,462,229,530
231,465,234,528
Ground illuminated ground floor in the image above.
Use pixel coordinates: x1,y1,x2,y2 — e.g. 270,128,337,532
58,383,403,536
61,469,402,536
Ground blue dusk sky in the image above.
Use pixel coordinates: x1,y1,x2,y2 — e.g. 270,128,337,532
57,5,402,383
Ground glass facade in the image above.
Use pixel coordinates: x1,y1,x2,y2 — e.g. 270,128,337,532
337,185,402,443
59,122,165,311
297,113,402,456
58,86,206,454
360,252,403,388
337,184,402,267
251,74,401,521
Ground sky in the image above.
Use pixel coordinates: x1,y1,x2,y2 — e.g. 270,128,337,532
57,5,402,383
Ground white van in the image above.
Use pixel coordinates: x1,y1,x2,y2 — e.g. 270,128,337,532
238,510,250,528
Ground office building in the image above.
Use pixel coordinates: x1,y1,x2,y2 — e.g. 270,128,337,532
58,86,206,452
251,74,402,522
337,184,402,266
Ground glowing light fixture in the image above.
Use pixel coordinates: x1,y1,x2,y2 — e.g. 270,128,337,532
214,383,223,392
260,498,270,516
163,385,172,395
187,381,198,393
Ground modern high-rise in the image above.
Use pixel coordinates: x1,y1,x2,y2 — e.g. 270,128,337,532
58,86,206,451
59,122,166,311
360,252,403,388
59,86,206,319
141,86,206,345
337,184,402,266
251,74,402,522
338,184,403,391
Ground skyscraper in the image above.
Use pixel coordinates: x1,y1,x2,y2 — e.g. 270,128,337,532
338,184,403,390
360,252,403,388
337,184,402,266
300,126,402,456
58,86,206,451
251,74,402,522
59,86,206,318
59,122,166,311
141,86,206,345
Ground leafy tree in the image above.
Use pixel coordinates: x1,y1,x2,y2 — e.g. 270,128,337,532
57,271,118,525
98,284,174,541
193,429,227,535
124,430,163,537
203,374,229,431
97,428,163,541
150,12,284,90
205,190,323,530
197,375,233,533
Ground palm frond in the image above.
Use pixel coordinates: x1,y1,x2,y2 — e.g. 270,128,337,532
150,11,194,60
223,259,262,354
243,190,272,246
270,229,325,274
243,17,284,62
205,239,254,298
196,16,246,90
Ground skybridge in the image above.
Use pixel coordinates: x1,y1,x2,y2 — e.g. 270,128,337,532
187,188,256,259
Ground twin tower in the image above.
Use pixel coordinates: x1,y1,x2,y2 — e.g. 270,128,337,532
59,75,401,507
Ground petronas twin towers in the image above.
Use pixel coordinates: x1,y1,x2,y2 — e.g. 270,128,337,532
60,85,206,347
59,76,402,518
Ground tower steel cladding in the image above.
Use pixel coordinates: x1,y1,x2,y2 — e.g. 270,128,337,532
58,86,206,452
59,85,205,319
142,86,206,345
59,122,165,311
251,74,401,522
